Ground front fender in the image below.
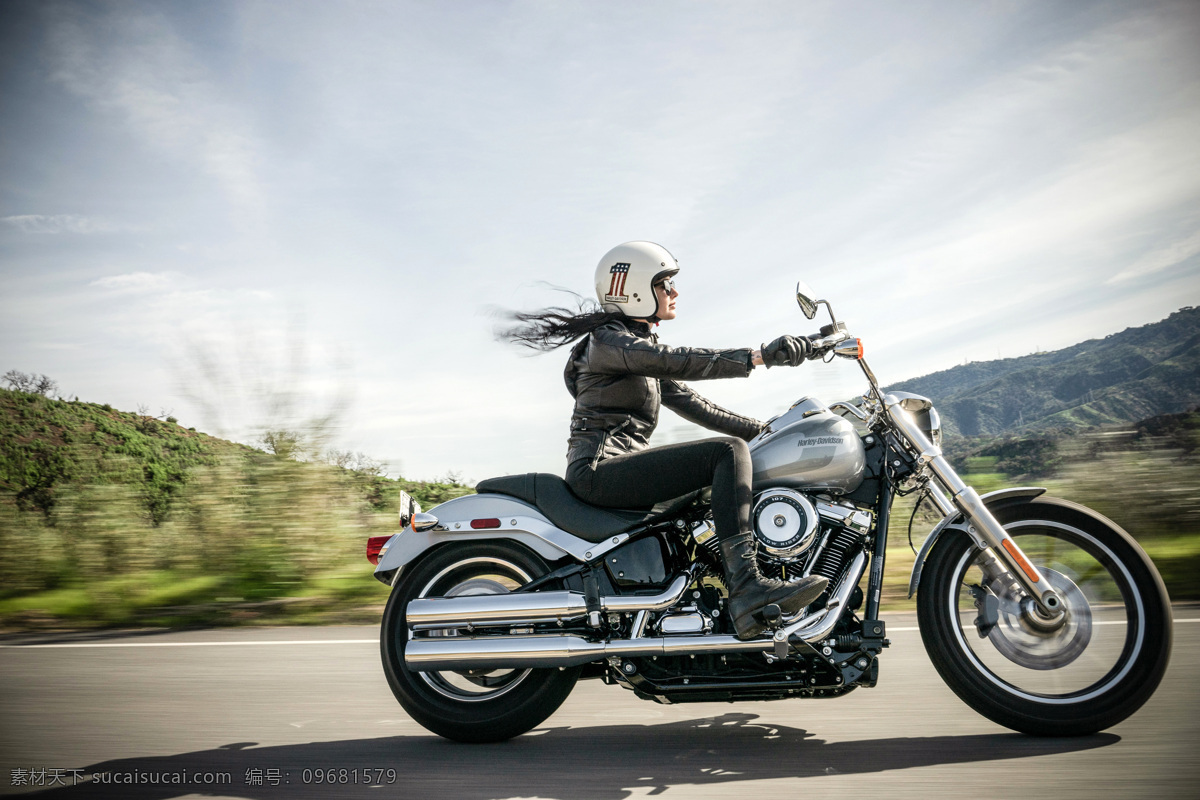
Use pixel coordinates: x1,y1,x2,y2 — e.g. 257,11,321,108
907,487,1046,598
373,493,625,586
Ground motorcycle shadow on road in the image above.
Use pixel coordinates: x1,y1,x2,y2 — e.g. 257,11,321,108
20,713,1118,800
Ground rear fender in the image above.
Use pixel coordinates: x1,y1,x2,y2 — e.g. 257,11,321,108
373,493,629,586
907,487,1046,598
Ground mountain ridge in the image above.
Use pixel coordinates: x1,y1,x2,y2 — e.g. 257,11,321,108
884,306,1200,436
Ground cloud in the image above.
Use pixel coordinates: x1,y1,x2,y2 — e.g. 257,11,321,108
1107,229,1200,284
1,214,122,234
90,271,180,293
41,3,265,219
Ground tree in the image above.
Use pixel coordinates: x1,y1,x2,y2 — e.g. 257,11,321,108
3,370,58,397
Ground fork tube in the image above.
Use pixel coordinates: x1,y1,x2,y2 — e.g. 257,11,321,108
864,478,892,622
927,483,955,517
882,394,1062,615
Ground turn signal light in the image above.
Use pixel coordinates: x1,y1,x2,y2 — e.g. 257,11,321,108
832,338,864,360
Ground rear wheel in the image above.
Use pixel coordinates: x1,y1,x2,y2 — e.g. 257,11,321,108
917,496,1171,735
381,541,580,742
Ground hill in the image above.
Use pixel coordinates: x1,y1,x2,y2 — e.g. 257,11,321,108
886,306,1200,436
0,386,472,627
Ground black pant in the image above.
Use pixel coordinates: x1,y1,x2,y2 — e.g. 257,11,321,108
566,437,753,541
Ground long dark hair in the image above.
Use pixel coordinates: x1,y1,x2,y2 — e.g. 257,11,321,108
498,292,626,352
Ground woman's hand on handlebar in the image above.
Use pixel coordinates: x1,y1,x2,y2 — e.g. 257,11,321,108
760,335,811,368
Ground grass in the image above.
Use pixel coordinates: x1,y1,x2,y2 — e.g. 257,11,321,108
0,566,391,631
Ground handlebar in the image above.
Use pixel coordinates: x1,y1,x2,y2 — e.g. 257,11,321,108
806,328,852,359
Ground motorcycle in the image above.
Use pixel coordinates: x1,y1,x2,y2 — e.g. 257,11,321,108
367,283,1172,742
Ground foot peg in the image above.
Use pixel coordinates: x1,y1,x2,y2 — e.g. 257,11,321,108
761,603,783,628
761,604,789,659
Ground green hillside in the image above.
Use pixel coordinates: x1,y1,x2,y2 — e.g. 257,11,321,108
0,386,472,629
887,306,1200,436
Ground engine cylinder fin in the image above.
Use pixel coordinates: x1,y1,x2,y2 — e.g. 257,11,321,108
809,527,861,584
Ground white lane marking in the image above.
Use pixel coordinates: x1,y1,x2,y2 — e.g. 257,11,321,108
0,639,378,649
889,618,1200,633
1,619,1197,648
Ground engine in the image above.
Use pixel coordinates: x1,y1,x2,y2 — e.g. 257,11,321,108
693,487,872,588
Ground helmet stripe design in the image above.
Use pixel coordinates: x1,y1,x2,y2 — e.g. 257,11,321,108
605,263,631,303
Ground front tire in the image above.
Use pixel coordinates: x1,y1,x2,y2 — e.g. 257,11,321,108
917,496,1171,735
381,541,581,742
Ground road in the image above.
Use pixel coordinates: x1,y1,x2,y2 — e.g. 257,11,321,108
1,609,1197,800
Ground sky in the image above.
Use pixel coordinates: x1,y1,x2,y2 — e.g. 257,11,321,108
1,0,1198,482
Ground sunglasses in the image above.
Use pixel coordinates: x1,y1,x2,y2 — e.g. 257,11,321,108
655,278,677,294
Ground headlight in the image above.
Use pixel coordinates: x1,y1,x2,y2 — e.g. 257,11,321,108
922,405,942,448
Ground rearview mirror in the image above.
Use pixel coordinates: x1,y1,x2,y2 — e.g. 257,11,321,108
796,281,819,319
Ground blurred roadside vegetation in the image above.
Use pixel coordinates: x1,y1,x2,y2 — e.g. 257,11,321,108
1,374,1196,631
0,382,471,631
880,409,1200,608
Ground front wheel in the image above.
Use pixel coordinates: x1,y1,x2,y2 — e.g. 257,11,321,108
381,541,581,742
917,496,1172,735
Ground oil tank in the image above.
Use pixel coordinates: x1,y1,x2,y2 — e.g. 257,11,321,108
748,397,866,494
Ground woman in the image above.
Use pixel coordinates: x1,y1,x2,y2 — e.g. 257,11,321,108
505,241,827,639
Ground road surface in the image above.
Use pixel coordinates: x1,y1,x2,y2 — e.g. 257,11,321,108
2,608,1197,799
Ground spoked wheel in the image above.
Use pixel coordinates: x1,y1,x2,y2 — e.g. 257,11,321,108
381,541,580,742
917,496,1172,735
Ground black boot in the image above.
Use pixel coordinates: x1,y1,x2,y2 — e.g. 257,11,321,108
719,532,828,640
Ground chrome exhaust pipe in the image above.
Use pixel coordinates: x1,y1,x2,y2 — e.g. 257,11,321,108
404,633,772,671
404,556,870,671
776,550,868,646
406,574,691,630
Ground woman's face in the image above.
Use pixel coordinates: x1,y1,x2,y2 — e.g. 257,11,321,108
654,277,679,321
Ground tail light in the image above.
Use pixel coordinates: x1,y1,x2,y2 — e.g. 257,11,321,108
367,535,393,565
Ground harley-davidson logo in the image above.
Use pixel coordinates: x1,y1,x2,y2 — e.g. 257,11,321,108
796,437,844,447
604,262,631,303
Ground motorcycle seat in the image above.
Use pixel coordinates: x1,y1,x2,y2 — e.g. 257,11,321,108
475,472,703,543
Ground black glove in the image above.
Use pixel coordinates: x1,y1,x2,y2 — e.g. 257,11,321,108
760,335,810,368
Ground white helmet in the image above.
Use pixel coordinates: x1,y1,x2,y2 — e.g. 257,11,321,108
593,241,680,319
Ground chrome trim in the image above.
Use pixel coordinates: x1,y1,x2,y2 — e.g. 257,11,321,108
656,612,706,635
412,512,439,532
883,394,1060,613
407,574,691,630
602,574,691,613
775,550,868,646
906,486,1048,597
927,483,955,517
408,590,587,628
752,489,820,558
816,500,872,534
795,281,819,319
945,519,1145,705
829,401,868,422
405,633,771,671
832,339,862,359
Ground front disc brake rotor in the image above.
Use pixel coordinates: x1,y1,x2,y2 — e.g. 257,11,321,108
986,567,1092,670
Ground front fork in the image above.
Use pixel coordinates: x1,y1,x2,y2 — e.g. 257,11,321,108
885,397,1063,616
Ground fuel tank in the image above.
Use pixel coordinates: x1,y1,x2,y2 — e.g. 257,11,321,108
748,396,866,494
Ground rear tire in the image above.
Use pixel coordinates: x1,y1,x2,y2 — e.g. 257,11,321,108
381,541,581,742
917,496,1171,735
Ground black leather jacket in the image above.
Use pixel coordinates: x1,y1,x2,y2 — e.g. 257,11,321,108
564,318,763,473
